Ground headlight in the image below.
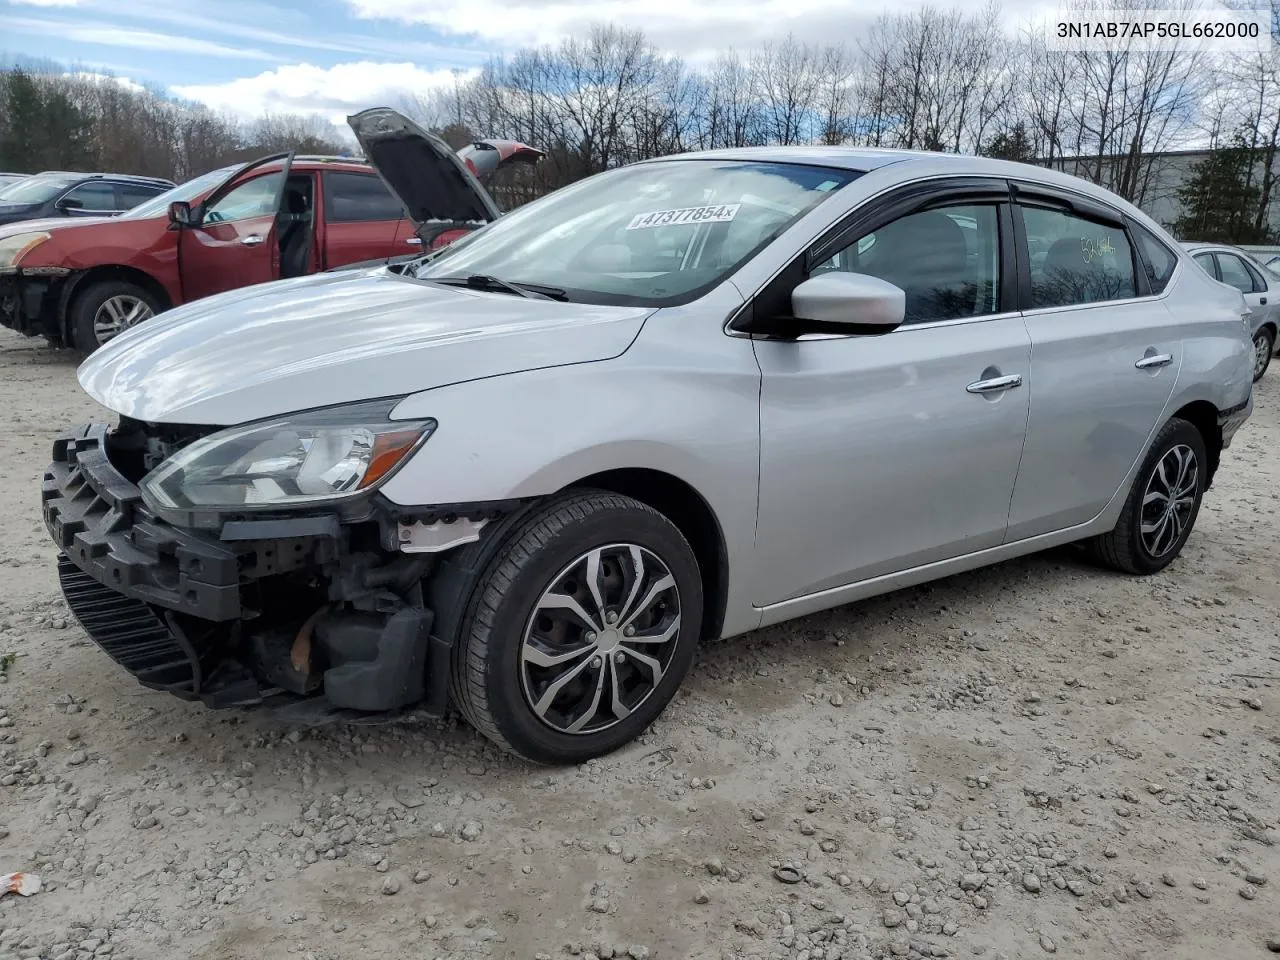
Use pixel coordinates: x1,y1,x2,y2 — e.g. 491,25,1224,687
140,402,435,512
0,232,51,268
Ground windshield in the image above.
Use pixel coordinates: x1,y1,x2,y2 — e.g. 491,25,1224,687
120,165,238,220
0,175,78,204
415,159,860,306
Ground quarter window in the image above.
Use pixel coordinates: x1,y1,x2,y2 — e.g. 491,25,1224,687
816,203,1002,325
1216,253,1261,294
1022,206,1136,308
1131,223,1177,294
1193,252,1216,276
61,181,116,211
324,172,405,223
203,173,284,224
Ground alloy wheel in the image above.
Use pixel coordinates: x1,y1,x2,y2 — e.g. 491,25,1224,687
93,295,153,345
519,543,682,735
1139,443,1198,558
1254,333,1272,379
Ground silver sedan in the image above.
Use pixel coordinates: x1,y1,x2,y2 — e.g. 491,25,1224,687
1183,242,1280,380
51,115,1256,763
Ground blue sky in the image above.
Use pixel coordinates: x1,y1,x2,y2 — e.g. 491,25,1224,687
0,0,1036,132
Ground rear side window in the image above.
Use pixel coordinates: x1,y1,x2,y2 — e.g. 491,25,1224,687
1216,253,1264,293
1131,223,1177,294
115,182,166,210
1022,206,1136,308
324,172,404,223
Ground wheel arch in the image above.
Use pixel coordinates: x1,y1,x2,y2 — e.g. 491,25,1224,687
565,468,729,644
1169,399,1222,487
60,265,172,343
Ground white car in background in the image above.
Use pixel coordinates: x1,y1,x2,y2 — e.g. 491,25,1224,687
1182,242,1280,381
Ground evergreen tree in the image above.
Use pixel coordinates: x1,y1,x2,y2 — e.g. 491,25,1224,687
1173,131,1273,244
981,122,1036,162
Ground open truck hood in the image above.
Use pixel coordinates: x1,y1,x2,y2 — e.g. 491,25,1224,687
347,107,542,230
77,267,650,425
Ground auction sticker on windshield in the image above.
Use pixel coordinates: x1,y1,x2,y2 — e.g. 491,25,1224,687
626,203,741,230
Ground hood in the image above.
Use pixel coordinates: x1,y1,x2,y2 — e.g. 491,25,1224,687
78,267,651,425
347,107,532,227
0,214,118,238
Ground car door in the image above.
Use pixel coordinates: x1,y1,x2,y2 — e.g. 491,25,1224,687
179,160,292,302
320,170,409,268
751,182,1032,608
1005,189,1180,541
57,180,117,218
1216,251,1277,326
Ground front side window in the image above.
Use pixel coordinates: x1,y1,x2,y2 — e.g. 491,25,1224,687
816,203,1002,325
1023,206,1136,308
1131,222,1177,294
324,172,404,223
415,160,860,307
61,181,116,211
1216,253,1261,294
203,173,284,224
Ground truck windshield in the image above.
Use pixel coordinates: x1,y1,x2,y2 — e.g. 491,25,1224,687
415,159,860,307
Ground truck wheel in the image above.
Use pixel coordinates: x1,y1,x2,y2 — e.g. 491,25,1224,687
1085,417,1207,575
70,280,161,351
450,490,703,764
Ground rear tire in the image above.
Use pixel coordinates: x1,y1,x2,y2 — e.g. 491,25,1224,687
70,279,161,352
449,490,703,764
1085,417,1207,575
1253,326,1275,382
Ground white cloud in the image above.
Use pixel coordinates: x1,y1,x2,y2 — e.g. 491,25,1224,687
172,61,475,127
5,16,278,59
345,0,1027,56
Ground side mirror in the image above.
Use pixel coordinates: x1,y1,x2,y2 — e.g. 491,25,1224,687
788,272,906,335
56,197,83,211
168,201,193,228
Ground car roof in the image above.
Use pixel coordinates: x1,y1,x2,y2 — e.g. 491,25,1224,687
28,170,175,187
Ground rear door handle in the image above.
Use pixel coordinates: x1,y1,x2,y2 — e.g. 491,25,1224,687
966,373,1023,394
1135,353,1173,369
240,235,265,246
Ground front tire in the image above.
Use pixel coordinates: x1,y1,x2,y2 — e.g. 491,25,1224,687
70,280,161,352
1085,417,1207,575
450,490,703,764
1253,326,1275,382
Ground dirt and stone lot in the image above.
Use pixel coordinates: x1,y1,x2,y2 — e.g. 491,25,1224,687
0,326,1277,960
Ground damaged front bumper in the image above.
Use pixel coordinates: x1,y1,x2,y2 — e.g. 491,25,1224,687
42,423,465,720
0,267,70,341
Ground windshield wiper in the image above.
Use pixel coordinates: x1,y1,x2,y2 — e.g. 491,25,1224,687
427,274,569,301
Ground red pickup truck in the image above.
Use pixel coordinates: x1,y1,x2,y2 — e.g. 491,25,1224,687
0,127,542,350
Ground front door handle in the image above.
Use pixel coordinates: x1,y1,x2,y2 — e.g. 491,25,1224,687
1135,353,1173,369
405,236,423,246
966,373,1023,394
240,234,265,247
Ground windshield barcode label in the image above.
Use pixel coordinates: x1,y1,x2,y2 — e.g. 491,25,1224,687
626,204,741,230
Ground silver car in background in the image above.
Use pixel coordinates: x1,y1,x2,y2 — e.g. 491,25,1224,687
1183,242,1280,381
44,109,1254,763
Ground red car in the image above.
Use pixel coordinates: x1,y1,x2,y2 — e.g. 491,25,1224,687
0,117,542,351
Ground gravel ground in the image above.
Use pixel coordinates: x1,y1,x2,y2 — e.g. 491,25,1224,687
0,325,1277,960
